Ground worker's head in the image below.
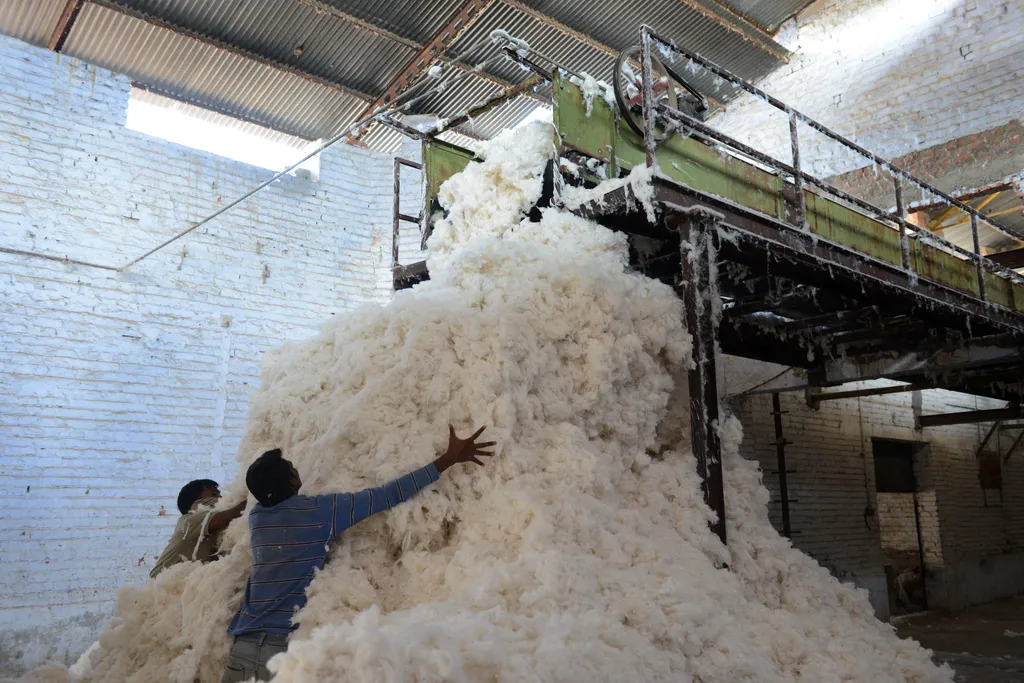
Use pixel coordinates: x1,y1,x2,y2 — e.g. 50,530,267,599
246,448,302,507
177,479,220,515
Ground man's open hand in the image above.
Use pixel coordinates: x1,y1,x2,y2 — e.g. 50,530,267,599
434,425,496,473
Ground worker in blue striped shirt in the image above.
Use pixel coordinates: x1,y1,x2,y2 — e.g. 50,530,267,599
220,426,495,683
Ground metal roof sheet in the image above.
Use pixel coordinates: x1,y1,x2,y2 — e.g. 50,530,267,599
0,0,794,150
0,0,64,46
104,0,414,97
64,3,367,140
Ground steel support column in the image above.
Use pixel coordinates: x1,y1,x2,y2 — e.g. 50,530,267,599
676,210,727,544
772,392,792,538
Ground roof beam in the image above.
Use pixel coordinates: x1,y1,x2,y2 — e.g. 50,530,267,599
350,0,497,140
89,0,375,102
295,0,546,105
918,405,1022,428
47,0,85,52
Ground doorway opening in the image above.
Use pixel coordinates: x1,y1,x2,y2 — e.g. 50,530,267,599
873,438,933,616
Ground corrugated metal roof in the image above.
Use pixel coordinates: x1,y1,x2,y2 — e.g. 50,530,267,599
0,0,64,46
0,0,794,150
64,3,367,140
105,0,415,97
717,0,816,31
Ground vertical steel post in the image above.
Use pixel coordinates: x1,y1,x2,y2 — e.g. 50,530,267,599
639,27,658,167
392,158,402,272
893,179,911,271
677,210,726,545
772,392,792,538
970,212,986,301
788,110,807,230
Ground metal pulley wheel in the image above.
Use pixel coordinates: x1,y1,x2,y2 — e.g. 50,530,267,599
613,46,710,141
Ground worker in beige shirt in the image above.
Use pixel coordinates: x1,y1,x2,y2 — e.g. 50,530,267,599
151,478,246,578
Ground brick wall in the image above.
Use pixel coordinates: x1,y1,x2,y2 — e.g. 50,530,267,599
877,491,943,567
729,371,1024,615
878,493,920,557
709,0,1024,180
828,119,1024,207
0,35,402,673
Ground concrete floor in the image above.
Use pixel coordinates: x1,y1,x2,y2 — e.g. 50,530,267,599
897,596,1024,682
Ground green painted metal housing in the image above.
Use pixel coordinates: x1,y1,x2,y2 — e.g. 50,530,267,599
423,75,1024,311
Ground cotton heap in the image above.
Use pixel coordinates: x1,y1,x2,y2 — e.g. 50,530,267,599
16,120,953,683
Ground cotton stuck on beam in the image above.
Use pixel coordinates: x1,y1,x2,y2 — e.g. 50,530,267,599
13,120,953,683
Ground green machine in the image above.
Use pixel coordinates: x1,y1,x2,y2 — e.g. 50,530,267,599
398,31,1024,545
411,71,1024,311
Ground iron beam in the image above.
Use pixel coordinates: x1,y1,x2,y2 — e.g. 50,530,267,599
1004,429,1024,463
918,406,1023,428
349,0,496,140
674,210,727,545
811,384,921,404
988,248,1024,269
47,0,84,52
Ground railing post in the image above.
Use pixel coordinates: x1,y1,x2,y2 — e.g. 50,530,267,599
971,211,987,301
788,110,807,230
639,26,658,168
392,158,402,271
894,179,911,271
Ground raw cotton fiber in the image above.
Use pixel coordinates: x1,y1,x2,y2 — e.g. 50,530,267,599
10,121,953,683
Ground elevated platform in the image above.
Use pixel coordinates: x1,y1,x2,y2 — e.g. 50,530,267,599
390,32,1024,543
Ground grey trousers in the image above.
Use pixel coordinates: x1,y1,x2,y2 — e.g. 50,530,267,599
220,632,289,683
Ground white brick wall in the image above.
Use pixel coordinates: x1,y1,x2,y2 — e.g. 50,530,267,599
730,371,1024,614
709,0,1024,178
0,35,405,672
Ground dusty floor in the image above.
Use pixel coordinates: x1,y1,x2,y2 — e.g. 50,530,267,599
897,596,1024,682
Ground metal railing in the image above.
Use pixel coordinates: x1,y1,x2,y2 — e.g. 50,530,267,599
392,157,422,273
637,25,1024,300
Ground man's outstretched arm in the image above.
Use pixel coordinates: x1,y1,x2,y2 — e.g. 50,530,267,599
331,425,495,536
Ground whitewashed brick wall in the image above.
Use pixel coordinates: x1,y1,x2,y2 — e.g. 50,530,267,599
709,0,1024,178
0,35,403,673
730,372,1024,615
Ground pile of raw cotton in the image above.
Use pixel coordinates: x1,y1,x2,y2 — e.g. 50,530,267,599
15,121,952,683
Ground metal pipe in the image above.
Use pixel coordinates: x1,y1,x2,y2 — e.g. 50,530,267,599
639,27,658,167
640,26,1024,244
971,212,987,301
894,179,911,270
429,74,544,135
788,110,806,230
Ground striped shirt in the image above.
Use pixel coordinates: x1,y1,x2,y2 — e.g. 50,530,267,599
227,464,439,635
